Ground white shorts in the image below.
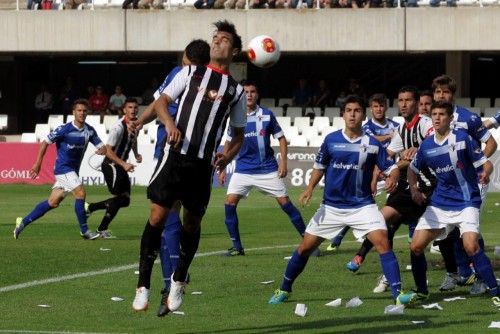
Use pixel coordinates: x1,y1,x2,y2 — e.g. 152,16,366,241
415,206,480,240
227,172,288,198
53,171,82,194
305,203,387,240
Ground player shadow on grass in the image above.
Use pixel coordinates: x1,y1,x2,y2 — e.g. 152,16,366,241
182,315,450,334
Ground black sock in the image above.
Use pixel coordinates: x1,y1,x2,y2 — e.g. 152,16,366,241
137,221,163,289
173,227,201,282
97,196,129,231
437,232,458,274
356,239,373,260
88,198,114,213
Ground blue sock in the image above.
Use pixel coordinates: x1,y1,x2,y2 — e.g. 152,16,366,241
332,226,350,246
408,221,416,241
280,201,305,237
379,251,402,300
224,204,243,251
471,249,499,296
411,251,428,294
160,211,182,290
456,239,473,278
22,200,53,226
74,199,88,233
159,230,172,291
281,249,309,292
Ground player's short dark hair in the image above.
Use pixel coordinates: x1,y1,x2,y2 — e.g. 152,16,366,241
398,85,420,102
185,39,210,66
368,93,387,107
342,95,366,114
241,80,258,92
431,100,454,116
432,75,457,95
419,89,433,99
213,20,242,53
72,98,89,110
124,97,138,105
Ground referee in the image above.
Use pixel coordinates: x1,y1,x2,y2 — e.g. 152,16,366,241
86,98,142,238
132,20,247,313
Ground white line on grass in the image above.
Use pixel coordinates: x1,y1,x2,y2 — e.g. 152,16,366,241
0,235,406,293
0,331,126,334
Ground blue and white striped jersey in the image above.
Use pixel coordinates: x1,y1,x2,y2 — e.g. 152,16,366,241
452,105,491,144
489,110,500,129
227,106,284,174
410,129,487,210
362,118,400,148
314,130,396,209
46,122,103,175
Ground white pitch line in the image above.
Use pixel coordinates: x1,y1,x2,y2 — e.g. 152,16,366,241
0,331,126,334
0,235,406,293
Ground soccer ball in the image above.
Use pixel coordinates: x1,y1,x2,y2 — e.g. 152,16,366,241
247,35,281,68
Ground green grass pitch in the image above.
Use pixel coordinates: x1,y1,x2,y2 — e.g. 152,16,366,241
1,184,500,333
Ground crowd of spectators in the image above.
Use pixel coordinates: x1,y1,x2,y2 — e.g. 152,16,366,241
25,0,459,10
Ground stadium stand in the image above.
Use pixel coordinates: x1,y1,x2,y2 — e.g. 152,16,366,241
21,132,37,143
0,114,8,131
312,116,330,134
260,98,276,108
286,107,303,119
103,115,119,133
276,116,291,128
293,117,311,135
289,135,308,147
455,97,472,107
34,123,50,141
484,108,499,117
47,114,64,130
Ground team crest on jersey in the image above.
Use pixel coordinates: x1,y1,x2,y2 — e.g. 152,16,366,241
228,86,235,95
449,143,456,151
456,161,465,170
259,129,267,136
360,144,368,152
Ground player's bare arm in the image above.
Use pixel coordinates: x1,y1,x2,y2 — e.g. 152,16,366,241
483,136,498,158
383,167,399,194
105,144,135,172
277,136,288,178
478,160,494,185
95,145,107,156
299,168,324,207
215,127,244,173
155,94,181,147
407,167,426,206
30,141,49,179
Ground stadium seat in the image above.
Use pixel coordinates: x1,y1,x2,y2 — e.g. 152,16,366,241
260,98,276,108
309,136,324,147
276,116,291,128
483,108,498,118
321,126,337,136
323,107,341,117
283,126,299,142
93,123,108,143
47,114,64,130
392,98,398,108
278,98,293,107
286,107,303,119
35,123,51,141
148,123,159,142
312,116,331,134
0,114,8,130
474,97,491,109
468,107,481,115
386,107,400,118
494,98,500,108
103,115,119,132
21,132,37,143
66,115,75,123
289,135,308,147
269,107,284,117
455,97,472,108
86,115,101,127
332,116,345,130
138,105,147,117
302,127,319,142
293,117,311,134
137,130,151,145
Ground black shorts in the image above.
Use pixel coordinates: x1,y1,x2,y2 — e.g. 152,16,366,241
102,162,131,195
147,151,213,217
385,187,427,223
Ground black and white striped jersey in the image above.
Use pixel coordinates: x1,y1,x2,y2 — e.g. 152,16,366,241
106,117,136,164
160,65,247,161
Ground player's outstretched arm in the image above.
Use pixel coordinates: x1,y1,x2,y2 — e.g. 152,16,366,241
299,168,324,207
482,136,498,158
277,136,288,178
30,141,49,179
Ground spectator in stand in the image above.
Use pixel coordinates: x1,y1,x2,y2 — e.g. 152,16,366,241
35,84,53,124
59,77,79,115
64,0,87,8
138,0,163,8
346,78,366,100
418,90,433,116
335,91,347,109
268,0,291,8
109,85,127,116
141,78,158,106
89,86,109,120
194,0,215,8
292,78,312,109
122,0,139,9
27,0,42,9
292,0,313,8
312,0,332,8
430,0,455,6
87,86,95,99
331,0,370,7
313,79,332,115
